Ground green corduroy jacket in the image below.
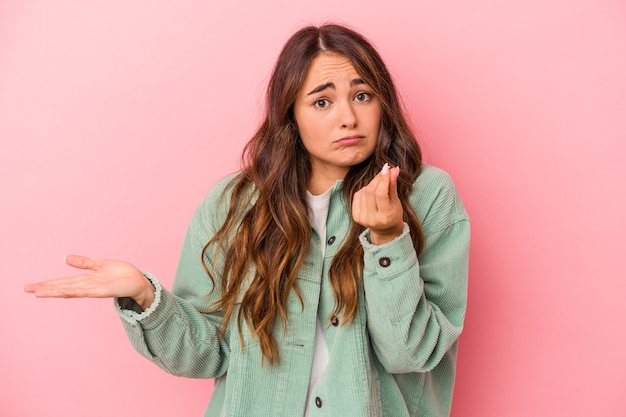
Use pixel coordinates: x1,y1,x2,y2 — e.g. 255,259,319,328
116,164,470,417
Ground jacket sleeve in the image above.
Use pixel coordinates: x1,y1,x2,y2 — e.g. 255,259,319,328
115,178,234,379
360,167,470,374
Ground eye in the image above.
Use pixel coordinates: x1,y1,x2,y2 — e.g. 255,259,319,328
314,98,331,109
354,92,371,102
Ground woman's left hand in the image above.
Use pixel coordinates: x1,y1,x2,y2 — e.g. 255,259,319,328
352,164,405,245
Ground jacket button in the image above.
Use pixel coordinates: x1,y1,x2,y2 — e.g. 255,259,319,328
330,316,339,326
379,257,391,267
315,396,323,408
327,236,336,245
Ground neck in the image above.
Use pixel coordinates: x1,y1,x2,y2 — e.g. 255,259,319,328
308,164,348,195
307,180,334,195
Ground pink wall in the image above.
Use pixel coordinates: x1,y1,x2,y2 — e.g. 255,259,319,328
2,1,625,416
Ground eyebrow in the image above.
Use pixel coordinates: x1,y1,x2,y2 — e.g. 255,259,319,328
306,78,366,95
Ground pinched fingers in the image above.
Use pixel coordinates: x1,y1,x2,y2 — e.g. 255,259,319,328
352,163,402,229
371,166,393,212
352,164,405,245
387,165,400,201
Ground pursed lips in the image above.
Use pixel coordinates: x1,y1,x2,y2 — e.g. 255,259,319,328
334,135,364,145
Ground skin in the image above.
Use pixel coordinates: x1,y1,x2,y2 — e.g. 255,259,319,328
24,54,404,308
294,53,381,195
352,163,404,245
295,53,404,244
25,255,154,309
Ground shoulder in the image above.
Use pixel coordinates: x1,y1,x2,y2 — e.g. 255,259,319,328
204,172,243,205
189,172,248,235
410,165,469,237
413,165,458,198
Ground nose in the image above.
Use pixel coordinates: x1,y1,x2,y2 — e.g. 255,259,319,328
339,101,357,129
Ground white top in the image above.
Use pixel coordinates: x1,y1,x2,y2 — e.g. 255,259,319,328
304,187,332,417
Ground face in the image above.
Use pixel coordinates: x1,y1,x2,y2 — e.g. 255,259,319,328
293,53,381,190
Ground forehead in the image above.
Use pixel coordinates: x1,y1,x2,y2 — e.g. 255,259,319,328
301,53,361,86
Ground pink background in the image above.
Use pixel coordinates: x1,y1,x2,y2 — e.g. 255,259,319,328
2,1,625,416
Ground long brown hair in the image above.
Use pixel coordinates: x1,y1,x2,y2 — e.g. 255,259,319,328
202,24,424,365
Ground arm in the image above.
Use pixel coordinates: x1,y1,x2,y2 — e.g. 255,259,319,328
117,180,234,379
354,165,469,373
25,177,236,379
361,218,469,373
116,220,231,378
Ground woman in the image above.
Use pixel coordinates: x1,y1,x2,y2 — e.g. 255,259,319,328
25,24,470,417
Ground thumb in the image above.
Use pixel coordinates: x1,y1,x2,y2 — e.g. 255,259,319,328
65,255,99,271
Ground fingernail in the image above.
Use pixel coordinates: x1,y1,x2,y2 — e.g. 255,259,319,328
381,163,390,175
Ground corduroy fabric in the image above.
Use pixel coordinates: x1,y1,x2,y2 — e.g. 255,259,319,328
115,164,470,417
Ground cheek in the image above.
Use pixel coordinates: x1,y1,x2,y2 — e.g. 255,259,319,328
299,130,325,156
296,123,317,153
294,108,312,139
297,116,330,145
370,107,382,130
297,124,313,147
357,102,381,129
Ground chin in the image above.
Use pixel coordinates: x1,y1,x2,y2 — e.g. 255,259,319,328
341,153,371,168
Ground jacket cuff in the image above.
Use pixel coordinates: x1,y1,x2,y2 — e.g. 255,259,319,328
115,271,163,324
359,223,418,280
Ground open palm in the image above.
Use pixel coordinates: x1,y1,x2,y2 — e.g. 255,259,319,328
25,255,154,308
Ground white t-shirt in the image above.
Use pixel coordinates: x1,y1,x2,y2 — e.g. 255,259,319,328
303,187,332,416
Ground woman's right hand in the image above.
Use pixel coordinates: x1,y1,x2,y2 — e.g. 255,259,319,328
24,255,155,310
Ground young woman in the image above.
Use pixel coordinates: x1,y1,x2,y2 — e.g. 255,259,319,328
26,24,470,417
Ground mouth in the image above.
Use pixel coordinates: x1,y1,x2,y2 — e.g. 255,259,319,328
335,135,364,145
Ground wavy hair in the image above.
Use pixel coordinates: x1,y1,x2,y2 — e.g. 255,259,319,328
202,24,424,365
